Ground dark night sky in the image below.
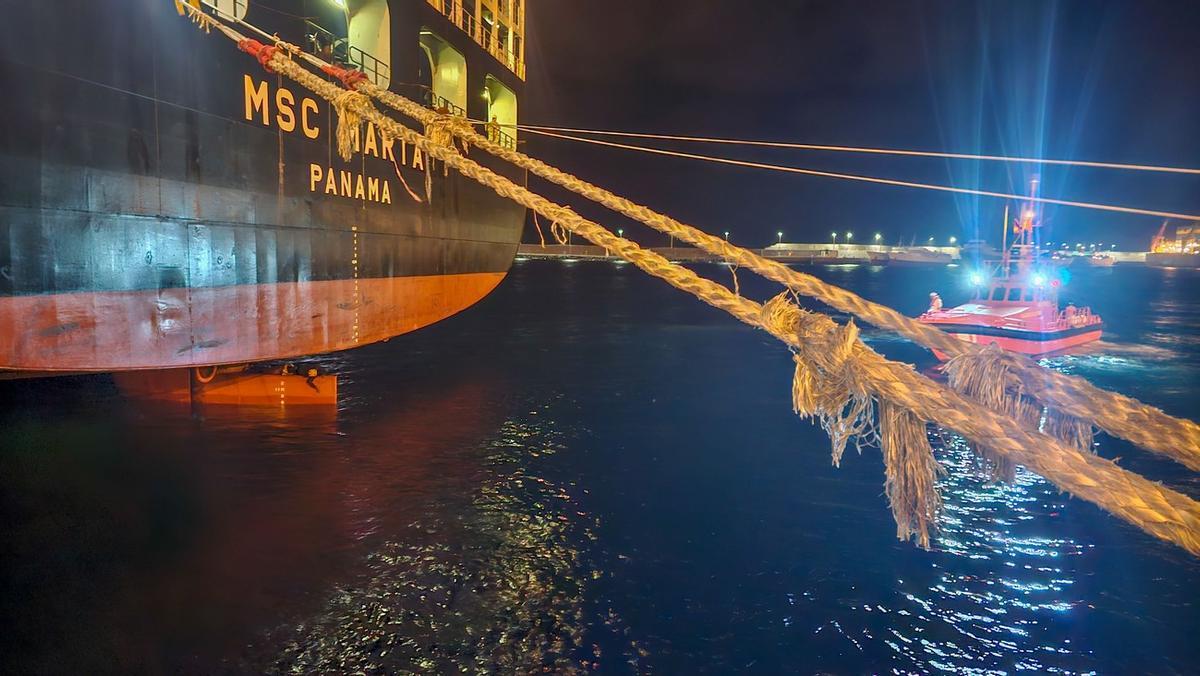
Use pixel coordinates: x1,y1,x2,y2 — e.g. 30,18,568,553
520,1,1199,249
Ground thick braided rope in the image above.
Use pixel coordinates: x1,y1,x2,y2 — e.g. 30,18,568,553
326,74,1200,473
232,47,1200,554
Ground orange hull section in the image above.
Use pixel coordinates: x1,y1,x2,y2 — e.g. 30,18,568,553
931,328,1103,360
0,272,505,372
113,368,338,405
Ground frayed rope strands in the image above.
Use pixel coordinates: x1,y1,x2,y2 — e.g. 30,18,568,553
201,15,1200,555
304,62,1200,474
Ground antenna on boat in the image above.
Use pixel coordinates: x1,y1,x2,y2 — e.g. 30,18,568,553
1001,202,1009,269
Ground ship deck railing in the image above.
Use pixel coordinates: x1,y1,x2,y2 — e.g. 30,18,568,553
426,92,466,118
427,0,525,79
303,20,390,89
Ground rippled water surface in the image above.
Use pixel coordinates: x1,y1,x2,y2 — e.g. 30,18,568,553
2,261,1198,673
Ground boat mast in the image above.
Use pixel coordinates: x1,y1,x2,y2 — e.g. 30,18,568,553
1001,203,1009,271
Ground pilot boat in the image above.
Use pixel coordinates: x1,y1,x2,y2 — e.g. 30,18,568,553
919,200,1103,359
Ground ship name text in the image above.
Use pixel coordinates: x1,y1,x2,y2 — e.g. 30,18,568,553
243,75,433,205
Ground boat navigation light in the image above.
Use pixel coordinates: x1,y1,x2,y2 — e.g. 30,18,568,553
1032,274,1047,287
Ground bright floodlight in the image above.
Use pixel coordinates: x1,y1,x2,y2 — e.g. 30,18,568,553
1032,274,1047,287
969,271,984,286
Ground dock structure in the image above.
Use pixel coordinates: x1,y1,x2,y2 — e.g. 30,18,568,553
517,243,1151,265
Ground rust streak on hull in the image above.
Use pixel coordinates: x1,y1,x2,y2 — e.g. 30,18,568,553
0,272,505,372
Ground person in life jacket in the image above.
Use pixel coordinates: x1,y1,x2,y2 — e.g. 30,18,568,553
927,292,943,313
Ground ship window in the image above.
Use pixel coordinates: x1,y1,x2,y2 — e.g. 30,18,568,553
419,30,468,114
348,0,392,89
484,74,517,149
201,0,248,21
1007,287,1022,301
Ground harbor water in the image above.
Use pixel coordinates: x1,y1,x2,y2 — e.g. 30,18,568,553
2,260,1199,673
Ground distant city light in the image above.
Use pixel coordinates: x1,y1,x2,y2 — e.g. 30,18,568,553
928,237,935,244
831,232,838,242
617,228,623,237
845,232,853,241
874,233,882,242
777,231,784,243
724,231,729,241
949,236,958,244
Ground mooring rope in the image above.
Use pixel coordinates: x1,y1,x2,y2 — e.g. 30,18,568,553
324,74,1200,474
186,7,1200,555
508,123,1200,176
514,127,1200,222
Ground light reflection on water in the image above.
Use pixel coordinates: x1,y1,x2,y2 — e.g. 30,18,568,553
902,434,1091,673
246,415,640,674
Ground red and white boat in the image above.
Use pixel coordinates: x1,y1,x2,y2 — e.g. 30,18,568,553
919,192,1103,360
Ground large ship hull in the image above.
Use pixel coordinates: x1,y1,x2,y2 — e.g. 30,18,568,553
0,0,525,373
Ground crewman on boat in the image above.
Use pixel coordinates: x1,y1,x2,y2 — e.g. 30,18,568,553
927,292,943,313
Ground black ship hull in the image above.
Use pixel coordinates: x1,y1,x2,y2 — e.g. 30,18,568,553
0,0,526,372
